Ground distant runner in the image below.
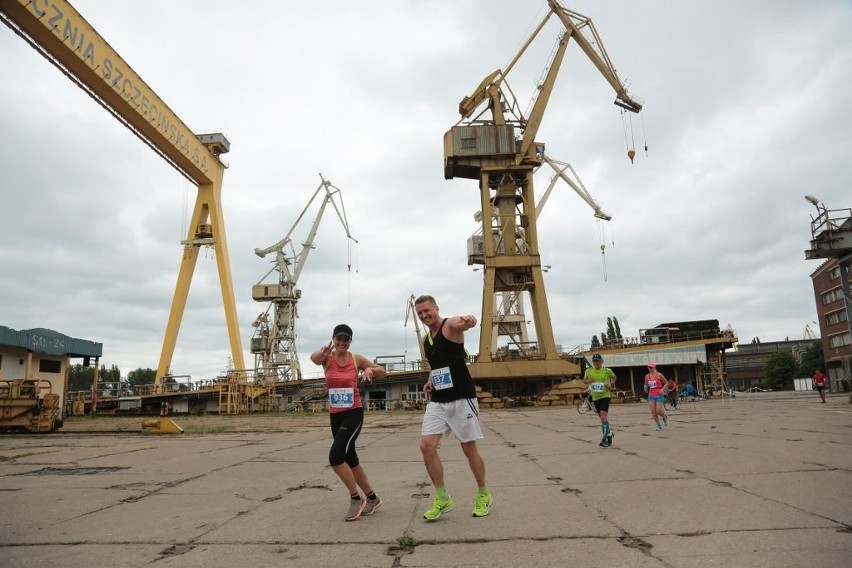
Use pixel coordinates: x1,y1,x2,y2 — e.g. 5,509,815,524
812,369,828,404
644,362,668,431
583,354,617,447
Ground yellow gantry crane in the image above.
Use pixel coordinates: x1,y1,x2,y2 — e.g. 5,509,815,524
1,0,245,394
444,0,643,381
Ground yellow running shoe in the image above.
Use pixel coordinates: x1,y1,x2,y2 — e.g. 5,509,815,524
472,491,492,517
423,495,454,521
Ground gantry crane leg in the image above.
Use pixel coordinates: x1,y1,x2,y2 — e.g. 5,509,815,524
156,171,245,390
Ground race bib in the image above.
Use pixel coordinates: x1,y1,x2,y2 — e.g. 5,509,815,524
591,382,605,393
329,388,354,408
648,380,657,388
430,366,453,390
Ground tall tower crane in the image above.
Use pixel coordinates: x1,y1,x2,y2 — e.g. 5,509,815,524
1,0,245,395
468,155,608,356
251,174,356,382
445,0,642,381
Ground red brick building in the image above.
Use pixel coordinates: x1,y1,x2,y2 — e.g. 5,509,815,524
810,258,852,390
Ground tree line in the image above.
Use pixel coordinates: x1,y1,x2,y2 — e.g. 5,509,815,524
761,340,825,391
67,364,174,393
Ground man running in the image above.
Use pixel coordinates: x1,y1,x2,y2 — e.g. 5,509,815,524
415,294,491,521
583,354,617,447
812,369,828,404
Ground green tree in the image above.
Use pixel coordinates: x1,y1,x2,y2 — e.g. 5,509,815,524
590,335,601,348
600,330,608,345
68,364,94,391
606,317,623,341
764,350,798,391
96,364,122,395
127,368,157,387
798,340,825,377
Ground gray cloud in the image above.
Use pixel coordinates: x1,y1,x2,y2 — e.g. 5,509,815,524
1,0,849,380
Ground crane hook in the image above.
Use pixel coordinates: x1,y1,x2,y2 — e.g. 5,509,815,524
627,149,636,164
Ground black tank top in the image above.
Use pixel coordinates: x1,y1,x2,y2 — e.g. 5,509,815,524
424,319,477,402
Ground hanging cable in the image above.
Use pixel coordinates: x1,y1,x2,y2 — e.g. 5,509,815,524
347,240,352,307
596,219,608,282
641,112,649,156
627,114,636,148
621,108,636,163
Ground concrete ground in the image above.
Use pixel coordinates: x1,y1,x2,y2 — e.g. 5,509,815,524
1,391,850,567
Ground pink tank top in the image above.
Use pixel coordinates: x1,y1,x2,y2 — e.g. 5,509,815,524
645,372,666,396
324,353,362,414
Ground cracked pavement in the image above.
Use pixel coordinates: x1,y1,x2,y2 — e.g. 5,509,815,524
1,391,850,567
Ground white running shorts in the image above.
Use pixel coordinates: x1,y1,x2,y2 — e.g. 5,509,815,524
421,398,484,443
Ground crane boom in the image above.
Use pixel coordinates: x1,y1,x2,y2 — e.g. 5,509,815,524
519,2,643,159
1,0,220,185
404,294,427,367
547,1,643,113
540,155,611,221
251,174,357,382
443,1,642,383
1,0,246,393
448,0,643,174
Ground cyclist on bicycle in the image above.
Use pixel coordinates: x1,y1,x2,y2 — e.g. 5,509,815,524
583,354,617,447
666,378,678,408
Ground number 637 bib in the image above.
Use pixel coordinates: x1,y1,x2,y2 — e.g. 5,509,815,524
430,366,454,390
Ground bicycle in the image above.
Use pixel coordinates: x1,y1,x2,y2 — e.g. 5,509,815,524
577,391,598,415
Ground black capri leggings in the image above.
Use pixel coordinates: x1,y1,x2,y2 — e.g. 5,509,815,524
593,397,611,414
329,407,364,468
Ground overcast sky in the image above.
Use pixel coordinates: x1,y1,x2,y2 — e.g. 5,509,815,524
2,0,850,381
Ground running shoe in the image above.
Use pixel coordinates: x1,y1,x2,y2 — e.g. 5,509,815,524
345,498,365,522
472,491,492,517
606,431,614,445
362,496,383,516
655,424,662,431
662,415,669,427
423,495,454,521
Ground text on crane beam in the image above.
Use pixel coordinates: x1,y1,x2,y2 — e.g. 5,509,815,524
21,0,210,179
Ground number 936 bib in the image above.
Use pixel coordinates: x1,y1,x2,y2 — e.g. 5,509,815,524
328,388,355,408
429,366,454,390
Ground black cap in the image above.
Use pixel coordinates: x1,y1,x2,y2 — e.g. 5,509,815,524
333,324,353,339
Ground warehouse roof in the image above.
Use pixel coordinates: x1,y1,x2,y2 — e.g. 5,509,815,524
0,325,102,358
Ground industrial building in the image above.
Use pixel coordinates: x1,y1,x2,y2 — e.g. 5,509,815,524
810,258,852,391
0,325,102,431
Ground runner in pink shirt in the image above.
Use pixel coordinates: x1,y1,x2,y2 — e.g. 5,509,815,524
644,362,669,431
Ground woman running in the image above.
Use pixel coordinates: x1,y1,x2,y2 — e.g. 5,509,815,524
644,362,669,431
310,323,388,521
